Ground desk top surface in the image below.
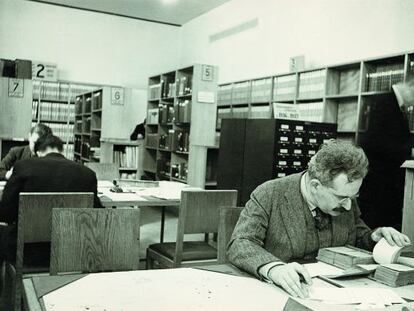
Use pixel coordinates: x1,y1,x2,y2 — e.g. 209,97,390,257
23,264,414,311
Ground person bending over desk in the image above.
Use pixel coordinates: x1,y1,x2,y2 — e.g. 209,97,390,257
0,134,102,264
0,123,52,181
227,140,411,298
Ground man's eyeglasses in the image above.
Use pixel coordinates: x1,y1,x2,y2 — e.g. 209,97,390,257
323,185,359,205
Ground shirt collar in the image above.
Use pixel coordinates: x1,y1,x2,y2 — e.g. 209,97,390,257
300,171,318,215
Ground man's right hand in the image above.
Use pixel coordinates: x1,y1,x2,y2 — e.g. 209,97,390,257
268,262,312,298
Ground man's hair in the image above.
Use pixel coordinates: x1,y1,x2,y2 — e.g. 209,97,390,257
30,123,52,137
34,135,64,153
307,140,368,186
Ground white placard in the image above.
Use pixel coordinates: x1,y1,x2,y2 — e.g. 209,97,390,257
273,102,301,120
8,78,24,97
111,87,124,105
197,91,215,103
32,61,58,81
289,55,305,72
201,64,214,81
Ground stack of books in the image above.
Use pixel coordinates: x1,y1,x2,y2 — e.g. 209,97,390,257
374,264,414,287
317,246,374,269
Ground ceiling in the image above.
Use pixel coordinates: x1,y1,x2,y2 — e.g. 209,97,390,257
27,0,231,26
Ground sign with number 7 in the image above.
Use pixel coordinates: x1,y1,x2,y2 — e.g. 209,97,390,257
8,78,24,98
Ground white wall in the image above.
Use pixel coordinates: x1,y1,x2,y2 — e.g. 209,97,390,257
179,0,414,83
0,0,181,89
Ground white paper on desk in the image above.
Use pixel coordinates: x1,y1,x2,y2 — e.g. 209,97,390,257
97,180,114,188
43,268,290,311
308,287,405,305
0,181,6,187
102,192,147,202
304,262,344,277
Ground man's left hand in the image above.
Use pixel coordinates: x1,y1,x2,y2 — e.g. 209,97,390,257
371,227,411,247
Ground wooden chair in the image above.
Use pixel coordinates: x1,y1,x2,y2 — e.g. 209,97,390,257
50,208,140,275
146,189,237,269
84,162,119,180
6,192,94,311
217,206,244,264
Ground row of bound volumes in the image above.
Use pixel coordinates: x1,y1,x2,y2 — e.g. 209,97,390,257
251,78,272,103
298,69,326,98
317,246,374,269
158,100,192,124
32,101,75,122
232,81,250,104
161,75,193,98
273,74,296,100
365,64,404,92
158,130,189,152
63,144,74,160
297,102,325,122
217,84,232,105
374,263,414,287
171,162,188,181
33,81,98,101
113,146,138,168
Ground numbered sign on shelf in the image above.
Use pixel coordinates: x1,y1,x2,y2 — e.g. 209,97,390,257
8,78,24,98
289,55,305,72
111,87,124,105
202,65,214,81
32,61,58,81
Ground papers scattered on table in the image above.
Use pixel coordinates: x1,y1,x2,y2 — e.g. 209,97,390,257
304,262,344,278
308,287,405,305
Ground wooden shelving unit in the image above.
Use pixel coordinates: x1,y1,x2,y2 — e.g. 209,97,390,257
32,80,101,160
100,139,144,179
217,51,414,145
143,64,218,188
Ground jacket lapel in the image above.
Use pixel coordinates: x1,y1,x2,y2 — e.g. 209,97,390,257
280,174,308,258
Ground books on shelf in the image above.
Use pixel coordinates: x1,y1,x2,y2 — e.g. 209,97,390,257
218,84,232,105
32,101,75,122
317,246,374,269
250,105,270,119
273,74,296,100
297,101,324,122
232,81,250,104
298,69,326,98
251,78,272,103
113,146,138,169
365,63,404,92
171,162,188,181
146,133,158,149
148,83,161,100
176,74,192,96
175,99,191,123
147,108,159,125
232,106,249,119
33,80,98,101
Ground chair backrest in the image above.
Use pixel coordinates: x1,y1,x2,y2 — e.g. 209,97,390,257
50,208,140,275
18,192,94,244
84,162,119,180
217,206,244,264
174,190,237,263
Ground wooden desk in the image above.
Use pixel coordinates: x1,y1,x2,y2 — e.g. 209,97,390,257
98,181,187,242
22,264,414,311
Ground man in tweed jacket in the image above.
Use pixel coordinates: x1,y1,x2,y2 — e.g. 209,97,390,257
228,140,410,298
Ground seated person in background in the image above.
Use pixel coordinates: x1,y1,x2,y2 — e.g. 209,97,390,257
0,134,102,263
130,118,146,140
227,140,410,298
0,123,52,180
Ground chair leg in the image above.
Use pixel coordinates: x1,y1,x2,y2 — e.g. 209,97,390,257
146,249,154,270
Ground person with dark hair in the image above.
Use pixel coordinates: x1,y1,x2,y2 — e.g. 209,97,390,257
0,123,52,180
0,134,102,264
228,140,410,299
130,118,146,140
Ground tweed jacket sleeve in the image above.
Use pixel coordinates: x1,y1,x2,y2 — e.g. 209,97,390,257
227,180,284,278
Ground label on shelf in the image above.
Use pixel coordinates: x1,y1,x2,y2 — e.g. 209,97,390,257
111,87,124,105
8,78,24,97
202,65,214,81
273,103,301,120
197,91,215,103
32,61,58,81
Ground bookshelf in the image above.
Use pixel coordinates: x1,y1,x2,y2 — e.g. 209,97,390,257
74,86,145,165
217,50,414,145
143,64,218,188
100,139,144,179
32,80,98,160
